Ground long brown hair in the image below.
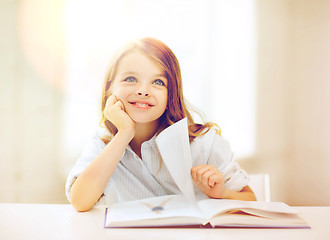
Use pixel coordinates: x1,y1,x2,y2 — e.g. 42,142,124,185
99,38,220,144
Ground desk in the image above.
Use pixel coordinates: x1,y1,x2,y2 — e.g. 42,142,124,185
0,204,329,240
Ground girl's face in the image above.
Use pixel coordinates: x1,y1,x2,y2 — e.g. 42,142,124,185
110,51,168,124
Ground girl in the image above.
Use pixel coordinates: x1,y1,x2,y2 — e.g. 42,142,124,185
66,38,256,212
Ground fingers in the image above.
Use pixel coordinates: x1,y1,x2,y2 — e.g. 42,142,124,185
104,95,123,119
209,174,220,188
105,95,118,108
106,95,126,112
103,95,135,135
113,99,125,111
191,164,222,188
203,169,217,187
191,164,210,183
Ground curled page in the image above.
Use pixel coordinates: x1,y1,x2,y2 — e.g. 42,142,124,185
155,118,196,205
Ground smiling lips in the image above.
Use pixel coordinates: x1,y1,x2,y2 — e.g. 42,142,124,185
129,101,154,109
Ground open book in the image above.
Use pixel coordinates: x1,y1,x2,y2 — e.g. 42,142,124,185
104,118,309,229
104,194,309,229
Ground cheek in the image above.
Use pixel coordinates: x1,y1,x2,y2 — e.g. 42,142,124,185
111,85,128,100
160,91,168,109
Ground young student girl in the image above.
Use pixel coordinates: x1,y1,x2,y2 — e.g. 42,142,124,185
66,38,256,212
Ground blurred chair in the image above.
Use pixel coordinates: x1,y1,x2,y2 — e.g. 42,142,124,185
249,174,271,201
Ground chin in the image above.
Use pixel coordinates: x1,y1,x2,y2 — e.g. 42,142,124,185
132,117,159,124
130,114,161,124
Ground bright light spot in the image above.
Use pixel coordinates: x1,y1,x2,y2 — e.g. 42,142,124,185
18,0,67,90
19,0,257,159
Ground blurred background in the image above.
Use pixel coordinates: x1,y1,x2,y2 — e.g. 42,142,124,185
0,0,329,205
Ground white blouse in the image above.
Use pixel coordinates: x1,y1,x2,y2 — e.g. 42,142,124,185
65,126,249,206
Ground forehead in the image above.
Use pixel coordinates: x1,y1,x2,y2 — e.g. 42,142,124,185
116,50,165,76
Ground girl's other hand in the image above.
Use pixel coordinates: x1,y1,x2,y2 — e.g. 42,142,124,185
104,95,135,137
191,164,228,199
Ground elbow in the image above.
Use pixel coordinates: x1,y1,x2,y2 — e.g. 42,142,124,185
71,197,94,212
75,206,93,212
70,192,94,212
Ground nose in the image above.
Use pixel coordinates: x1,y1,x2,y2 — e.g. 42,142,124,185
136,84,150,97
137,91,149,97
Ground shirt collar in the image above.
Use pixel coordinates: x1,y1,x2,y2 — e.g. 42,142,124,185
125,133,158,156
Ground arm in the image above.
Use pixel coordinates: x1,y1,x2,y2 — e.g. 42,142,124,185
70,95,135,212
191,164,256,201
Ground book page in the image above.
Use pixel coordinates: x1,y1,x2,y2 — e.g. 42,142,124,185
198,198,298,220
210,212,309,228
155,118,196,205
105,195,204,227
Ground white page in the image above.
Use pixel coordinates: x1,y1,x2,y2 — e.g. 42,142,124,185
106,195,202,225
155,118,197,205
197,199,298,220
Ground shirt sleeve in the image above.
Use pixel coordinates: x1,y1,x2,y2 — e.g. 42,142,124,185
65,132,106,203
207,134,250,191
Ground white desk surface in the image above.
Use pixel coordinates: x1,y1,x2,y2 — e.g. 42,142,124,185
0,203,329,240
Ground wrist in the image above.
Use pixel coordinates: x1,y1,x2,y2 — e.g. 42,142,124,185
117,128,135,141
221,187,231,199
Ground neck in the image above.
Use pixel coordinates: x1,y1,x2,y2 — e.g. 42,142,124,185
129,120,160,158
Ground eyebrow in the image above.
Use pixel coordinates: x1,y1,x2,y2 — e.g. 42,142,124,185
121,72,167,78
121,71,138,77
154,73,167,78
